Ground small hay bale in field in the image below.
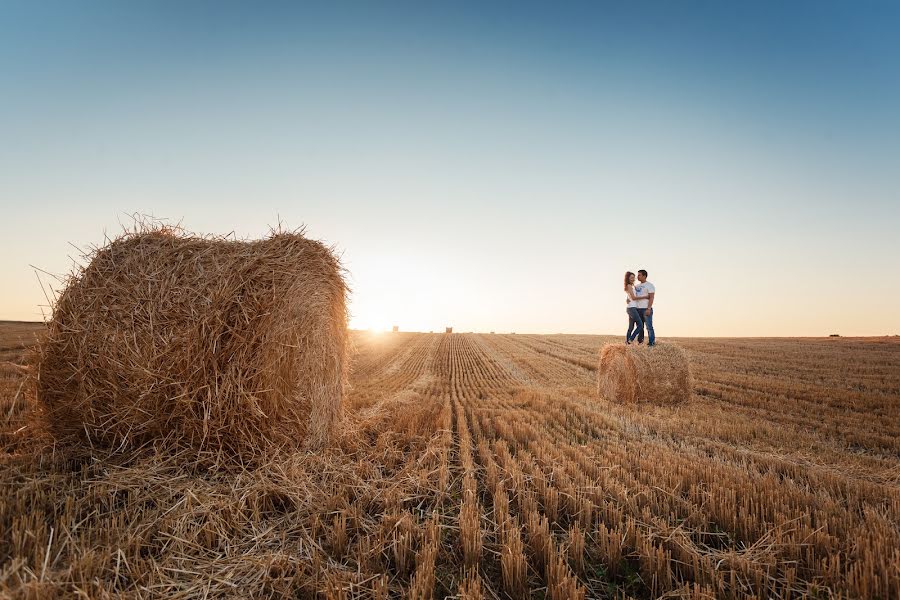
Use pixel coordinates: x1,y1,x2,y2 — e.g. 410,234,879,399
596,343,691,404
445,327,453,334
37,226,348,458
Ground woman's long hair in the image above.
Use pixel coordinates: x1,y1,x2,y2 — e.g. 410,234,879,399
623,271,635,291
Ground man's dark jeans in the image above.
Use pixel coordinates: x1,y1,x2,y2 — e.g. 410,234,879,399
639,308,655,345
627,307,643,342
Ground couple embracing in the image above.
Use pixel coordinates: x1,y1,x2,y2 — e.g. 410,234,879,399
624,269,655,346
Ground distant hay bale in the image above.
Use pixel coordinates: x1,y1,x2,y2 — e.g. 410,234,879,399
37,226,348,458
445,327,453,334
392,325,399,332
597,343,691,404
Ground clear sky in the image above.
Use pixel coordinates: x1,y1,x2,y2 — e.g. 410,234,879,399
1,1,898,336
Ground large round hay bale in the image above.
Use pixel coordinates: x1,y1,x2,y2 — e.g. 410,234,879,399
597,343,692,404
36,227,348,458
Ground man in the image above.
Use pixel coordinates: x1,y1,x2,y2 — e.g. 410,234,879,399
633,269,656,346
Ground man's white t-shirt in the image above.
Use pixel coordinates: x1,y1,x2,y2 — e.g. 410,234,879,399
634,281,655,309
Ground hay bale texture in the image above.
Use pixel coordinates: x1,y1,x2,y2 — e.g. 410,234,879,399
597,343,692,404
37,227,348,457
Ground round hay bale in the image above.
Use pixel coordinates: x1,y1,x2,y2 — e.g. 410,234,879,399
36,227,348,458
597,343,692,404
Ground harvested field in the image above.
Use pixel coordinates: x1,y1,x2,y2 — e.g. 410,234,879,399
1,322,899,599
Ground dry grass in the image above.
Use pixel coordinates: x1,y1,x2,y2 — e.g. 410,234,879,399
35,225,348,461
2,325,899,598
597,343,692,404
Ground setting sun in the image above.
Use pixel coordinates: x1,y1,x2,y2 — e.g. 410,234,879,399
346,252,469,333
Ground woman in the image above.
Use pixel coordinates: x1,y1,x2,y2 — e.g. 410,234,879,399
624,271,643,344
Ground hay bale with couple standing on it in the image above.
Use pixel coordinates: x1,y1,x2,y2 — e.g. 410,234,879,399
597,343,692,404
36,225,348,460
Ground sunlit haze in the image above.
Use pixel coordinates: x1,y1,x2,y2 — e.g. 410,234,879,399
2,2,898,336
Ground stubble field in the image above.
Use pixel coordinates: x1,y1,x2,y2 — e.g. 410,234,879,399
1,322,898,599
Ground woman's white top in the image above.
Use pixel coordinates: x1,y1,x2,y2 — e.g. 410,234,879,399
626,285,638,308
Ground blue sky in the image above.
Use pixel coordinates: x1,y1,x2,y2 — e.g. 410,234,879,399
1,1,898,335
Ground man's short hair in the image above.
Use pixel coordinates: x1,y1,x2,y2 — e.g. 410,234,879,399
638,269,648,277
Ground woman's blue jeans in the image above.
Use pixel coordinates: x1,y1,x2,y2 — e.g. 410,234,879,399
626,307,644,342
